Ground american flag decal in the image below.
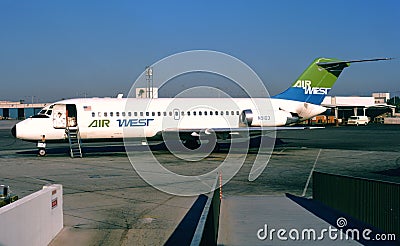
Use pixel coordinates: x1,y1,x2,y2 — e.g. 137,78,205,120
83,106,92,111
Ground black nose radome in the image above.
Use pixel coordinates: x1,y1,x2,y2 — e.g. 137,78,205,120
11,125,16,138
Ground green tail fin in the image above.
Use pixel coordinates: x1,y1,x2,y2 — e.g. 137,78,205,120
273,58,349,104
273,57,392,104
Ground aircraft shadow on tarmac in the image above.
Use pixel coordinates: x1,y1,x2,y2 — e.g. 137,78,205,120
15,136,286,157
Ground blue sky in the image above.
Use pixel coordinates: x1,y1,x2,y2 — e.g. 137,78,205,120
1,0,399,102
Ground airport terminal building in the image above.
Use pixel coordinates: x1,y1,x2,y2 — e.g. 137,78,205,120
0,101,49,120
321,94,395,123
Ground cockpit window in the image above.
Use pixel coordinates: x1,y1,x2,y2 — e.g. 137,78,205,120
39,109,47,115
31,115,50,118
46,110,52,115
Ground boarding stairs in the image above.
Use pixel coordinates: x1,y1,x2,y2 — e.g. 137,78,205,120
66,127,82,158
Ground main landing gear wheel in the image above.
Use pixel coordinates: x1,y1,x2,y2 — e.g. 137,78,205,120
38,148,46,156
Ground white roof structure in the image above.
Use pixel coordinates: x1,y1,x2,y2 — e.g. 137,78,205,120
321,96,392,108
0,101,48,108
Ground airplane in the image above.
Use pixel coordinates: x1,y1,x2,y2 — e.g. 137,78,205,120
11,57,391,156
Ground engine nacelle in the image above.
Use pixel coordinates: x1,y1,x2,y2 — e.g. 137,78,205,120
240,109,298,127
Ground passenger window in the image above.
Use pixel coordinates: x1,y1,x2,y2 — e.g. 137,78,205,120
158,112,161,116
163,112,167,116
199,111,202,116
122,112,126,117
98,112,101,117
134,112,138,117
226,111,229,115
110,112,114,117
92,112,95,117
128,112,131,117
146,112,149,116
187,111,191,116
193,111,197,116
116,112,120,117
181,111,185,116
175,111,179,116
204,111,207,116
140,112,143,116
210,111,213,116
221,111,224,116
104,112,107,117
152,112,155,116
169,112,172,116
236,111,240,115
215,111,219,116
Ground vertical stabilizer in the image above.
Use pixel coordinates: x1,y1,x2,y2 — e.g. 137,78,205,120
272,58,349,104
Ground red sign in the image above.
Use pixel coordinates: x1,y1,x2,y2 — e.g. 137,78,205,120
52,198,58,209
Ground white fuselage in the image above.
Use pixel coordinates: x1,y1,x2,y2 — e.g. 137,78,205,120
14,97,326,142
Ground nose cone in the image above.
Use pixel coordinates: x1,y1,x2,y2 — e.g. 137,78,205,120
11,125,16,138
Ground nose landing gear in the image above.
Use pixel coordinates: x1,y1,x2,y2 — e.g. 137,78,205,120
37,135,47,157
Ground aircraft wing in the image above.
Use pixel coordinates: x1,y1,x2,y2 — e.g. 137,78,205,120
164,126,323,132
162,126,323,139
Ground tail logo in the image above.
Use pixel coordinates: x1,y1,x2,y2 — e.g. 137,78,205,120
293,80,330,95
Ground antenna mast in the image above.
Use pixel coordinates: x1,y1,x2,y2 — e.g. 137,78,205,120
145,66,153,98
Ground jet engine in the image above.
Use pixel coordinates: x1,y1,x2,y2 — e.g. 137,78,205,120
240,109,300,127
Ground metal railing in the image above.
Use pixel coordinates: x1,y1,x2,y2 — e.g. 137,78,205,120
313,171,400,236
190,175,221,246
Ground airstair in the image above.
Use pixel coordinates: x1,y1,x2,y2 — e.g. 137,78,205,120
66,127,82,158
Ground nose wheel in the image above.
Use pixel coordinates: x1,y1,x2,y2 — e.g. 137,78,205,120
38,148,46,156
37,140,47,157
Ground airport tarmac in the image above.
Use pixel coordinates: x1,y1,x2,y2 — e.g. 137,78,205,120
0,121,399,245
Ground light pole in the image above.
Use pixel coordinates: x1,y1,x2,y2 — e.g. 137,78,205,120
145,66,153,98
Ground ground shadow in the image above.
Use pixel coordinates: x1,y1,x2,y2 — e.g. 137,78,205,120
15,137,286,157
164,195,207,246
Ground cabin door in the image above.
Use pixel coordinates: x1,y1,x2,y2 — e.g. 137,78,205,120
52,104,78,128
66,104,78,127
52,104,67,129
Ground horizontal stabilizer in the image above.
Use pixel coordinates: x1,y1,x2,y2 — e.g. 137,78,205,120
317,57,394,67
